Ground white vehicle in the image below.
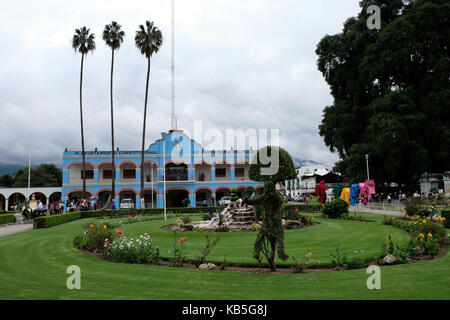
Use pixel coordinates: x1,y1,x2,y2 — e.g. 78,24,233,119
218,196,231,206
120,198,135,209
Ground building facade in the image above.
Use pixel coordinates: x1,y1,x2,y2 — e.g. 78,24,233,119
62,130,263,209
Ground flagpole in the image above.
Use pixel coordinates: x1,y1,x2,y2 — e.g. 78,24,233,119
27,134,32,198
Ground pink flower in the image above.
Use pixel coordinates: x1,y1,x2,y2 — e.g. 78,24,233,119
116,229,124,235
128,216,132,220
147,236,151,241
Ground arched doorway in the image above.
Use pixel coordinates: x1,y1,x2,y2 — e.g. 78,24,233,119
30,192,47,205
49,192,62,204
0,193,5,211
8,193,25,210
119,190,137,209
195,188,212,207
97,190,113,208
167,189,189,207
142,189,157,208
215,188,231,204
67,191,93,202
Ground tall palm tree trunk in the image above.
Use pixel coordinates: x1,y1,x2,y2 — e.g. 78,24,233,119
79,53,87,194
140,57,151,203
110,49,116,201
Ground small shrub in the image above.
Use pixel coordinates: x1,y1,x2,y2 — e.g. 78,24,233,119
193,234,221,265
382,215,393,225
322,199,349,219
202,213,212,221
251,222,261,231
330,246,347,267
179,215,191,225
216,225,229,232
282,206,300,220
230,188,239,202
299,214,314,225
168,232,187,267
105,233,160,263
422,235,440,257
75,223,116,253
291,250,320,273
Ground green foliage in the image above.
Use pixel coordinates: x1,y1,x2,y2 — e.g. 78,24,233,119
0,213,16,225
74,223,116,253
34,212,81,228
329,246,347,267
253,182,289,271
291,250,320,273
0,174,13,187
249,146,296,184
441,209,450,228
179,215,191,225
382,215,393,225
168,232,187,267
306,196,321,206
230,188,239,202
12,164,62,188
316,0,450,184
105,233,160,264
422,237,440,257
322,199,349,219
392,217,446,239
405,199,430,217
282,206,300,221
193,234,221,266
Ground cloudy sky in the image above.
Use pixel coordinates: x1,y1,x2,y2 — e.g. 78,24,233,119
0,0,361,167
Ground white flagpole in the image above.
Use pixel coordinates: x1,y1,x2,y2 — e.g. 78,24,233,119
27,134,32,198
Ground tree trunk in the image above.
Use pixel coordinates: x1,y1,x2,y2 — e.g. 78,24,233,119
140,57,151,203
110,49,116,201
79,53,86,194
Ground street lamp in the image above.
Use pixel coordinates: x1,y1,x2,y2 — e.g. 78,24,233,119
365,154,370,181
161,132,167,221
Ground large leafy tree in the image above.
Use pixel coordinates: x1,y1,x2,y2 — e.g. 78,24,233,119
135,20,163,203
72,27,96,195
13,164,62,187
249,146,297,271
103,21,125,201
316,0,450,185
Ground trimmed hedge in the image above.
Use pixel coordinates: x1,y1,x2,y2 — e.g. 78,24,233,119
441,209,450,228
0,213,16,225
33,206,227,228
284,204,322,213
34,212,81,229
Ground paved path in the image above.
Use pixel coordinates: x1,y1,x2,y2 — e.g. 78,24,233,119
0,223,33,237
350,206,404,216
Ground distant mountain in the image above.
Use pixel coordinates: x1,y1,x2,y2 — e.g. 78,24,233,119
0,162,61,176
0,163,25,176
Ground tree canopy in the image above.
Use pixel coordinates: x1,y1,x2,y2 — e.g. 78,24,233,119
249,146,297,184
10,164,62,188
316,0,450,185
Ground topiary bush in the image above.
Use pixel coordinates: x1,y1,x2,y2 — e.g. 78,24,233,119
322,199,349,218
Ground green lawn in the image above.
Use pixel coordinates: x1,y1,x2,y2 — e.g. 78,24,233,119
0,213,449,300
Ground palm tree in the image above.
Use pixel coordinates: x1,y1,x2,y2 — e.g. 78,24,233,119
72,27,95,196
102,22,125,203
135,20,163,205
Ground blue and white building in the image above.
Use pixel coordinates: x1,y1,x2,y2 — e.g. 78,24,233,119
62,130,263,209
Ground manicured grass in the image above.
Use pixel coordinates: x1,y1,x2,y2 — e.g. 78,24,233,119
105,214,409,267
0,213,449,300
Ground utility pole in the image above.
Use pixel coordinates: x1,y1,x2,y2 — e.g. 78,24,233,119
365,154,370,181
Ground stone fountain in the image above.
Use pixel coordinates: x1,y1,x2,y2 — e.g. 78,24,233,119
185,199,258,231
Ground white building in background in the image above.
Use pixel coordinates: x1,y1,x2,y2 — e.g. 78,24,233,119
283,165,338,198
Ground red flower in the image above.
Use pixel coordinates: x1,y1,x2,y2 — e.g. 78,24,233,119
147,236,151,241
205,234,209,238
128,216,132,220
178,240,182,244
104,241,111,246
116,229,124,235
443,237,447,241
295,207,299,212
179,237,187,243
